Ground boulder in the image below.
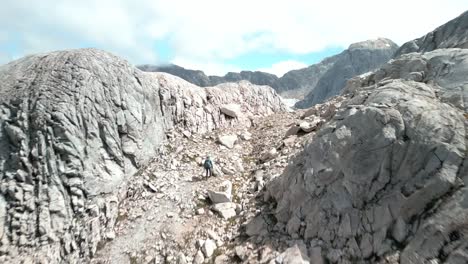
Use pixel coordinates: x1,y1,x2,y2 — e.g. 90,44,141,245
276,245,310,264
217,135,238,149
208,180,232,204
260,148,278,162
193,251,205,264
235,246,249,261
214,254,230,264
211,202,237,219
201,239,217,258
285,125,301,137
246,215,268,236
220,104,242,118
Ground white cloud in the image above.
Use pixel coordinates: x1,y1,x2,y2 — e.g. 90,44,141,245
258,60,309,77
0,0,467,73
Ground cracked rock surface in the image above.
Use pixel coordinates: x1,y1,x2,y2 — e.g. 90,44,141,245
0,48,286,263
265,48,467,263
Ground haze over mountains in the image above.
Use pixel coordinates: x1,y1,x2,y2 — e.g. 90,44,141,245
139,38,398,108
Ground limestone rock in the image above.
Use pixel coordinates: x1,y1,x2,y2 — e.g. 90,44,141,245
220,104,242,118
214,254,230,264
201,239,217,258
208,180,232,204
261,148,278,162
246,215,268,236
193,250,205,264
276,245,310,264
268,48,467,263
239,131,252,141
211,202,237,219
217,135,238,149
0,48,286,263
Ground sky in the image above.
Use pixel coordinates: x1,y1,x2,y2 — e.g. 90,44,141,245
0,1,466,77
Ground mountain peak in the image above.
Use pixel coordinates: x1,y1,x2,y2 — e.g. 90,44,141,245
348,38,398,50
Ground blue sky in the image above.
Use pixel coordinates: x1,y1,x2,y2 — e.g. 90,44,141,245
1,0,467,76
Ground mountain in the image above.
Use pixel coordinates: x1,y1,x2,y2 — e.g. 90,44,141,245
394,10,468,57
295,38,398,108
138,64,280,90
138,38,398,106
138,64,212,86
0,48,286,263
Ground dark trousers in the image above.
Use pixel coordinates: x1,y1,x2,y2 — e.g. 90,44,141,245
205,168,212,177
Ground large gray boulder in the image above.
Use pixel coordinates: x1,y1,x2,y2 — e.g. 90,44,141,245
395,10,468,57
267,48,467,263
0,49,287,263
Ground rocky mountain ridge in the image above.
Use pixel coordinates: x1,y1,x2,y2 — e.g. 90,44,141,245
294,38,398,108
138,38,398,105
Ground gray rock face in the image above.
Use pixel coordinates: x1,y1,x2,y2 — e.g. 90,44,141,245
156,73,287,134
0,49,166,263
0,49,286,263
267,48,467,263
395,10,468,57
295,38,398,108
139,38,398,102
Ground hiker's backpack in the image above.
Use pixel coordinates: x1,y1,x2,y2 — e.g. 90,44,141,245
204,159,212,169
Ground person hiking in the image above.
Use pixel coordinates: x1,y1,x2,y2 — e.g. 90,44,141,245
203,156,213,178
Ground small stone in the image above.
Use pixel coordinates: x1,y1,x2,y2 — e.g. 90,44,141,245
146,183,158,192
202,239,217,258
235,246,249,261
239,131,252,141
214,254,230,264
182,130,192,138
167,212,176,218
106,231,116,240
193,250,204,264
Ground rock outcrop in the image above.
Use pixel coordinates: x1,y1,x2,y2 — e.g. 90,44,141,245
139,38,398,102
266,48,467,263
395,10,468,57
295,38,398,108
156,72,287,134
0,49,286,263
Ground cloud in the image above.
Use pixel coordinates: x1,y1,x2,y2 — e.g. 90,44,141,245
0,0,467,72
258,60,309,77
